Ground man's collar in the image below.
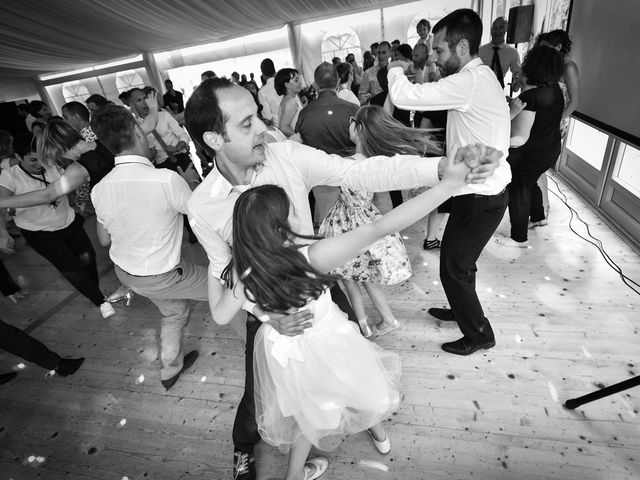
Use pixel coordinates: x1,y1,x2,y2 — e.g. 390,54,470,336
114,154,154,166
461,57,483,72
491,41,507,48
318,89,337,97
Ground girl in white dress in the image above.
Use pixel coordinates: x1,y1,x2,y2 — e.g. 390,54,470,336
209,144,486,480
275,68,304,138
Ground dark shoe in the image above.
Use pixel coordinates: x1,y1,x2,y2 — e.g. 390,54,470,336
428,307,456,322
0,372,18,385
233,450,256,480
161,350,199,390
423,238,441,250
442,336,495,356
55,357,85,377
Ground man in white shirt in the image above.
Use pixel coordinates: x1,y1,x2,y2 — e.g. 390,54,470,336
90,105,205,391
479,17,521,90
388,8,511,356
358,41,392,105
183,76,502,480
129,88,191,171
257,58,282,127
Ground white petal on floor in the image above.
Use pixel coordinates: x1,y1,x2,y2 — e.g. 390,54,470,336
433,280,439,286
135,374,145,384
548,381,559,402
359,460,390,472
201,376,207,382
581,345,592,358
118,418,127,427
485,287,493,293
499,294,506,299
544,276,551,281
45,370,56,378
514,334,523,343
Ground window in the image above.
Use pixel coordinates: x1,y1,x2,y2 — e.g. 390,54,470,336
565,119,609,171
116,69,145,93
62,81,90,104
321,28,362,64
612,143,640,198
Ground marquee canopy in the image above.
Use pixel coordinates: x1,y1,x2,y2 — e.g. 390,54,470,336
0,0,406,79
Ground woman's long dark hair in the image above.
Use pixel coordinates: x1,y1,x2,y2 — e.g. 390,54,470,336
226,185,334,314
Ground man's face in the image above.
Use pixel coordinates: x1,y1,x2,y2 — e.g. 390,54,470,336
432,29,461,77
412,45,428,67
215,86,268,168
491,19,507,43
165,81,173,90
346,54,355,65
62,109,82,131
417,23,430,40
38,105,51,119
371,45,378,57
129,90,149,117
377,44,391,66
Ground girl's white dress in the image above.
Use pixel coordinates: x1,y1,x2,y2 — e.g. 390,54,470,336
253,248,401,452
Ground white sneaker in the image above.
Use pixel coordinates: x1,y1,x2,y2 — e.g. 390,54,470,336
100,302,116,318
367,428,391,454
494,236,529,248
303,457,328,480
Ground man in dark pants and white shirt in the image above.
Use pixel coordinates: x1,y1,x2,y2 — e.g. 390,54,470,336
184,77,502,480
388,8,512,356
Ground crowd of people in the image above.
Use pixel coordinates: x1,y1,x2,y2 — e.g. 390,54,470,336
0,8,580,480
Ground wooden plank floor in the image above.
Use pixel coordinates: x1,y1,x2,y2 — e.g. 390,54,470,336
1,173,639,480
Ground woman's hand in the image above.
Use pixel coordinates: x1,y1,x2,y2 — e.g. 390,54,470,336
509,97,527,120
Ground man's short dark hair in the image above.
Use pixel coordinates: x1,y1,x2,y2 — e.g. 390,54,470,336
260,58,276,77
86,94,109,109
201,70,216,80
28,100,47,117
90,105,138,155
392,39,401,46
370,42,379,50
433,8,482,56
62,101,90,122
397,44,413,60
119,90,132,102
336,63,351,85
314,62,339,90
165,79,173,86
378,40,391,51
417,18,431,31
184,77,234,157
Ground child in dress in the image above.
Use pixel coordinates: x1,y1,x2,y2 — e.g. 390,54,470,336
210,144,487,480
319,105,441,337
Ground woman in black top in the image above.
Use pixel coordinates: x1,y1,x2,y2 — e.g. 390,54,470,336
504,45,564,247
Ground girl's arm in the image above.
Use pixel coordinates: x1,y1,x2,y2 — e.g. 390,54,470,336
509,110,535,147
278,97,298,137
0,162,89,209
308,145,489,273
211,273,248,325
562,61,580,121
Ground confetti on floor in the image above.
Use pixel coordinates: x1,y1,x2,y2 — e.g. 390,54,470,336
548,381,559,402
118,418,127,427
433,281,439,286
15,363,26,370
45,370,56,378
486,287,493,293
135,374,145,384
544,276,551,281
581,345,591,358
201,376,207,382
514,334,523,343
498,294,506,299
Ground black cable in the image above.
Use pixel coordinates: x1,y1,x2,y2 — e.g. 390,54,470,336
545,173,640,295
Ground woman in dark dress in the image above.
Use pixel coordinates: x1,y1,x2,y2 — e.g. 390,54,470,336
499,45,565,248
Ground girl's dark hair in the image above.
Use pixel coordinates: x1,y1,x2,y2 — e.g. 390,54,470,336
274,68,298,96
354,105,440,157
228,184,334,314
336,62,351,85
363,51,375,70
537,30,572,55
86,94,109,108
521,45,564,87
28,100,47,118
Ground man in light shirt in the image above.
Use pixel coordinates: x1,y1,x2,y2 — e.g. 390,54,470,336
388,8,512,356
257,58,282,127
183,76,502,480
479,17,521,90
90,105,205,391
358,41,392,104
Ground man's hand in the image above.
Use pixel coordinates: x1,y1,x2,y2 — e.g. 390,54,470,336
256,307,314,337
0,233,15,254
464,144,503,184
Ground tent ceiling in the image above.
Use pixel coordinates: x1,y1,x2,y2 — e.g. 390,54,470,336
0,0,406,79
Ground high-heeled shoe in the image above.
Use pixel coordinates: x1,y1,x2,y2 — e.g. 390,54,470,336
358,317,374,338
7,290,29,304
106,285,133,306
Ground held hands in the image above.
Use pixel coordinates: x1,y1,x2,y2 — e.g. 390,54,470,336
441,144,503,185
254,305,314,337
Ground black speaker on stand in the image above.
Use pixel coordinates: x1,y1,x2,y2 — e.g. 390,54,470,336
506,5,534,96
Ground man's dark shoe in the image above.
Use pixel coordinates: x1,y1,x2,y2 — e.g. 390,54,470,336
233,450,256,480
0,372,18,385
55,357,85,377
161,350,199,390
442,336,495,356
428,307,456,322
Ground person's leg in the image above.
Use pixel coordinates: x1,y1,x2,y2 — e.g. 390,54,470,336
329,282,358,325
0,260,20,297
232,316,261,478
362,283,396,329
426,211,447,241
64,216,100,286
22,228,104,306
0,317,61,370
507,171,532,243
439,193,508,345
342,279,372,337
537,173,550,218
285,436,313,480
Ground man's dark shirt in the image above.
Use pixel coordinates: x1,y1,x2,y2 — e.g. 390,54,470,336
295,90,358,156
163,90,184,113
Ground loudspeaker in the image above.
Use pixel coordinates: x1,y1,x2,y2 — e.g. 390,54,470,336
507,5,534,44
